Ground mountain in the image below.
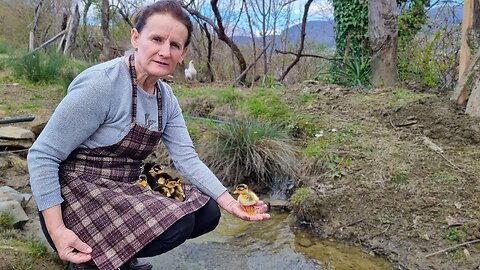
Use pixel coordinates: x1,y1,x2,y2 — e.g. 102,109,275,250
232,4,463,49
232,19,336,49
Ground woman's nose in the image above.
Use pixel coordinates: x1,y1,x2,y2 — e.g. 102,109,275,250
157,43,170,57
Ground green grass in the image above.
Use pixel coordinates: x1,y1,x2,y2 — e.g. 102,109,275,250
443,228,466,243
432,171,461,184
297,93,316,104
291,187,311,206
240,88,290,122
0,212,15,230
391,172,409,184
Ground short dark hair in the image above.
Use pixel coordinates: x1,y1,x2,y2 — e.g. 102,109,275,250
133,0,193,47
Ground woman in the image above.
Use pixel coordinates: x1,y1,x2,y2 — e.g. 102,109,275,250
27,1,270,270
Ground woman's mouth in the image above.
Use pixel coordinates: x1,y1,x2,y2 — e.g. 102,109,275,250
154,60,169,66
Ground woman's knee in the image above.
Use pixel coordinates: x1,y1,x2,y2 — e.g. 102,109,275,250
190,199,221,238
161,213,195,245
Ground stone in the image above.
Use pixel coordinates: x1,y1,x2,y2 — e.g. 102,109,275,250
0,186,32,207
0,138,33,149
269,199,290,210
296,236,314,247
0,126,35,140
7,155,28,173
30,108,53,136
0,200,29,229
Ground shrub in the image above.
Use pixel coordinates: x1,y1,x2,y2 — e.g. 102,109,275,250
0,212,15,230
291,187,311,206
199,119,297,187
13,52,66,84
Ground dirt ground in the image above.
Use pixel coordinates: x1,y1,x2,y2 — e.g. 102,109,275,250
281,83,480,270
1,81,480,270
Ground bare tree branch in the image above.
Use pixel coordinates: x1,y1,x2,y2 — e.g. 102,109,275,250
233,40,273,86
182,1,248,83
277,0,313,82
275,49,338,61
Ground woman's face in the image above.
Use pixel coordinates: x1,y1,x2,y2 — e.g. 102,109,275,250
131,13,188,78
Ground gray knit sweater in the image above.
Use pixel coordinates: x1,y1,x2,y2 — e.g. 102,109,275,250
28,56,226,211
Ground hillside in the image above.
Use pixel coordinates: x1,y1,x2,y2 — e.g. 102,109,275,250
280,82,480,270
1,79,480,269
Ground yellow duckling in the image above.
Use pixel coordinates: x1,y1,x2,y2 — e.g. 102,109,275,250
162,178,186,202
135,174,151,190
148,164,175,186
233,184,259,215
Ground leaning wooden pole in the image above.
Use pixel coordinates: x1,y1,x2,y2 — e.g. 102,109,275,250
451,0,474,105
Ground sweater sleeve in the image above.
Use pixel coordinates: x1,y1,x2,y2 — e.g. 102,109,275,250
28,70,112,211
160,84,227,200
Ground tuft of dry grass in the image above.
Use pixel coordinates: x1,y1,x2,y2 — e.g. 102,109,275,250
198,119,298,187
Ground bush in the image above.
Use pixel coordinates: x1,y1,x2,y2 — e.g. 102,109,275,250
0,212,15,230
199,119,297,187
13,52,66,84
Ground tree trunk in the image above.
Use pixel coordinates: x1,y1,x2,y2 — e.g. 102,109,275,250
277,0,313,82
452,0,474,104
201,23,214,82
100,0,111,60
466,76,480,116
182,1,248,83
368,0,398,88
63,0,80,56
29,0,44,52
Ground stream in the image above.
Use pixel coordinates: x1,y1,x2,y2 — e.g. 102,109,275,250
146,209,394,270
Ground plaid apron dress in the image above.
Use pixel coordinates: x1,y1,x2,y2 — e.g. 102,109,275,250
58,55,210,270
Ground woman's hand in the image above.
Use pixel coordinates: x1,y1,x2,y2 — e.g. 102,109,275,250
217,191,271,221
49,224,93,263
42,205,92,263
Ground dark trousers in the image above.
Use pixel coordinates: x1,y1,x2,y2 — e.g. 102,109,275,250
39,198,221,258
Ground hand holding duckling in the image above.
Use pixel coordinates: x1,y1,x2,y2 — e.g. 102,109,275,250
233,184,260,215
217,184,270,221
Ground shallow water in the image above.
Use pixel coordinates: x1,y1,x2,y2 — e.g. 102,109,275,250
147,210,393,270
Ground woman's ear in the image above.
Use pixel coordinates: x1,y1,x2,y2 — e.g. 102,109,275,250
131,28,139,49
179,47,188,63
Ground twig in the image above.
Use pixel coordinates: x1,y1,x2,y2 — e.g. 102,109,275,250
274,49,340,61
337,219,364,231
425,239,480,258
0,149,29,155
233,40,272,86
371,224,391,238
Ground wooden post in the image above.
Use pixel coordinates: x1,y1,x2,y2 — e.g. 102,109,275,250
451,0,474,104
63,0,80,56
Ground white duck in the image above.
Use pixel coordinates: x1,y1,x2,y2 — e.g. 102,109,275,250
184,60,197,81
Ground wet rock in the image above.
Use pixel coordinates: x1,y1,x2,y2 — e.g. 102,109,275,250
269,199,290,211
296,236,314,247
0,200,29,229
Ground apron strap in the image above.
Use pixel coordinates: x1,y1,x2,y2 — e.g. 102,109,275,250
128,54,163,129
